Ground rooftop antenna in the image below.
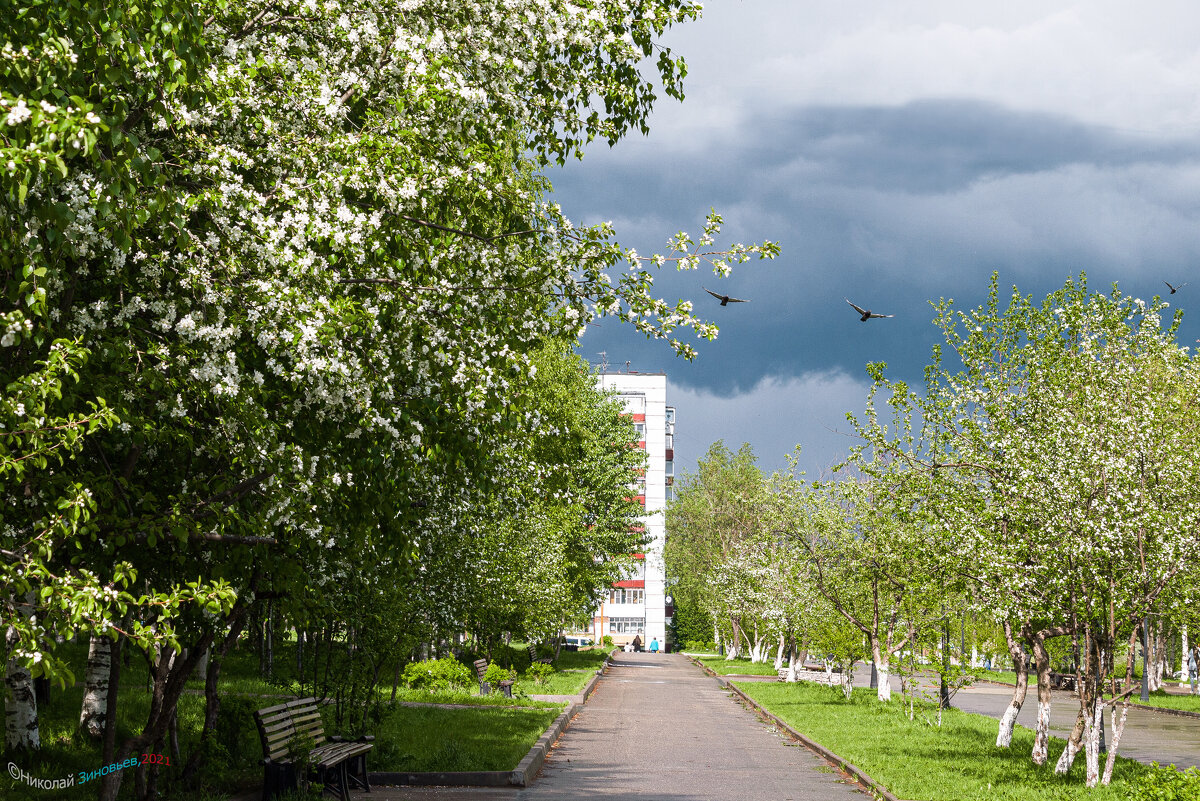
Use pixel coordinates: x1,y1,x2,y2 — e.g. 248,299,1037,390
625,360,631,373
598,351,609,372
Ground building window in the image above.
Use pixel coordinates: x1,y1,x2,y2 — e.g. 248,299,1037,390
666,407,675,424
608,616,646,634
665,433,673,449
666,485,674,503
608,588,645,605
634,422,645,437
665,459,673,476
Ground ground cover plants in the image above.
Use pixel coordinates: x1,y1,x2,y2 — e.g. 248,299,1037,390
735,681,1149,801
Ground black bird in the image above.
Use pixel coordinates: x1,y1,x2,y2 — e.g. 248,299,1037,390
1165,281,1188,294
704,287,749,306
845,298,894,321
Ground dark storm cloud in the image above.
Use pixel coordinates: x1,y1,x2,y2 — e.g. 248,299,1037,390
558,99,1200,398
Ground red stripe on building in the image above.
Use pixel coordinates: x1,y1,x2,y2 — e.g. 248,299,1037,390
614,580,645,589
632,413,646,422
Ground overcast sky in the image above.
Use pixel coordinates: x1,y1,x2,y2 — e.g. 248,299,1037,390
551,1,1200,480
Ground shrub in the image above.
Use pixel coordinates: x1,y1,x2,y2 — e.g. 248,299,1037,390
1129,763,1200,801
684,639,718,653
525,662,555,686
402,658,473,691
601,635,614,647
483,663,517,691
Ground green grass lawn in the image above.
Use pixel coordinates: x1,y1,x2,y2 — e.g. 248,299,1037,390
735,680,1149,801
515,668,599,696
390,687,564,708
372,705,559,772
695,655,780,676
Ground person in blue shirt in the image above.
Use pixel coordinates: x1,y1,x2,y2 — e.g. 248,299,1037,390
649,638,659,653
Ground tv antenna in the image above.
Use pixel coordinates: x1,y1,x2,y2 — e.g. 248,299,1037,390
598,351,609,371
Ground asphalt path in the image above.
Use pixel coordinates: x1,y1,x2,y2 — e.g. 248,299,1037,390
358,652,870,800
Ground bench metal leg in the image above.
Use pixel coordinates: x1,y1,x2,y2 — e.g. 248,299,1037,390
347,753,371,793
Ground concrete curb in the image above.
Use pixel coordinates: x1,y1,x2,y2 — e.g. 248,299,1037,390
975,677,1200,720
369,655,611,788
686,655,901,801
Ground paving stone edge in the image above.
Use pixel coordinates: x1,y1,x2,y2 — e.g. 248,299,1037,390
686,655,900,801
369,653,612,788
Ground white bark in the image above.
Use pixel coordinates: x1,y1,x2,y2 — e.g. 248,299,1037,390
1101,703,1129,785
996,704,1020,748
971,644,979,668
4,627,39,751
1182,627,1190,688
773,634,785,671
876,661,891,701
1054,729,1081,774
79,635,112,738
1031,700,1052,764
785,650,799,682
1083,699,1102,788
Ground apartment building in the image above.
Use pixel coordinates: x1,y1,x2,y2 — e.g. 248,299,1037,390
588,369,675,649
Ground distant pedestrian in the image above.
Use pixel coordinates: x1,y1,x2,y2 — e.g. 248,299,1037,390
984,655,991,672
632,634,642,653
650,638,659,653
1190,645,1199,695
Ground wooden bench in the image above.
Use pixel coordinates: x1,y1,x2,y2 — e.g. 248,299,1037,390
528,644,553,666
254,697,373,801
474,658,514,697
1049,672,1077,691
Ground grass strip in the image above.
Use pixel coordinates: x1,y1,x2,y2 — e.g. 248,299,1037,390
735,681,1150,801
372,705,559,772
695,655,779,676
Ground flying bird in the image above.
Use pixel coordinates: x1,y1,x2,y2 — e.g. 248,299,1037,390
845,298,894,321
1165,281,1188,294
704,287,749,306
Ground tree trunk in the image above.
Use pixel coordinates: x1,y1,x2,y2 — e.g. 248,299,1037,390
1054,709,1085,774
1083,697,1102,787
870,638,891,701
180,614,249,784
98,630,125,801
726,616,742,660
1030,631,1054,765
1100,701,1130,784
79,634,113,738
996,621,1028,748
773,633,786,671
785,639,800,682
4,625,39,751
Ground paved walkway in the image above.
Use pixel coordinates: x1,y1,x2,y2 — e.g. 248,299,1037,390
354,652,869,800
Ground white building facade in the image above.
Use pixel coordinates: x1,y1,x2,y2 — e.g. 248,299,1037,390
589,370,675,649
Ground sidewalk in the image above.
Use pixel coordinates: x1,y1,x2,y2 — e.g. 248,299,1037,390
353,652,870,799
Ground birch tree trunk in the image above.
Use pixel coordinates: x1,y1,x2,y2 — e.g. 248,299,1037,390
773,633,785,671
4,625,39,751
996,622,1029,748
79,634,113,738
